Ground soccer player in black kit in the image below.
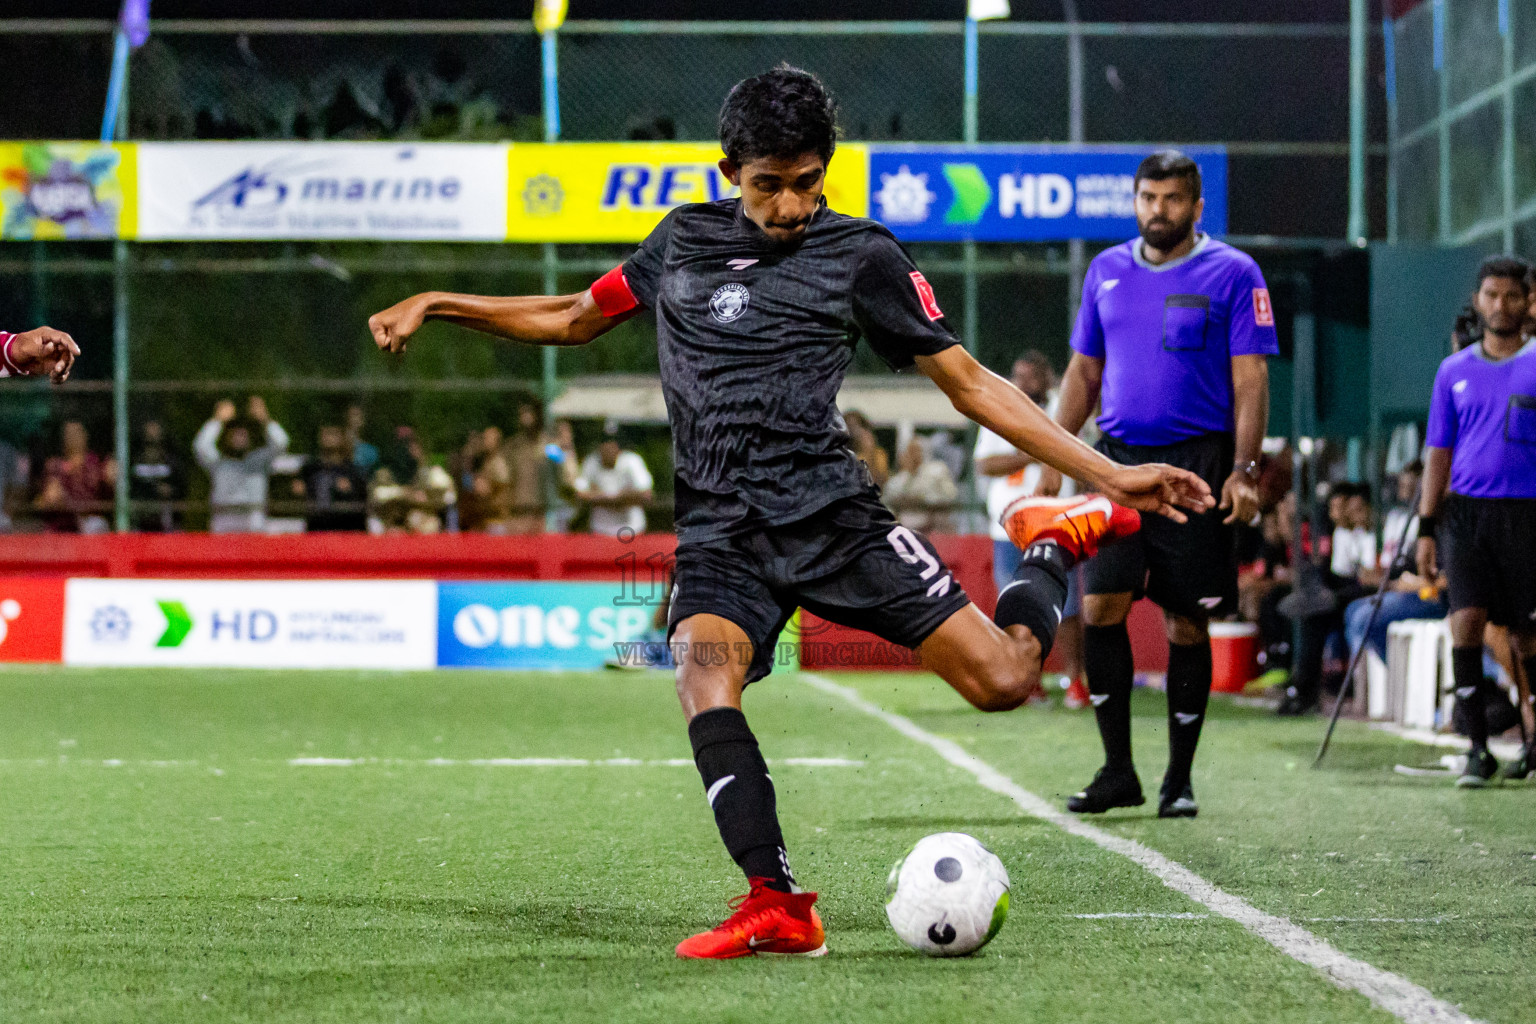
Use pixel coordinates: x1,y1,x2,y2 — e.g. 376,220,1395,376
370,67,1211,959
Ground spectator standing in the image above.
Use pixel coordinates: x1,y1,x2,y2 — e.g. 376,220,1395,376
884,437,959,533
345,403,379,475
499,401,548,534
544,418,581,533
35,420,113,533
470,425,514,533
576,423,654,537
295,424,369,532
194,397,288,534
370,427,457,534
1038,150,1277,817
842,410,890,487
129,420,185,532
1418,256,1536,785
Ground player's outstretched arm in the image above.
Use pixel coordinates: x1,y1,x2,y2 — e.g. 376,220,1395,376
369,289,635,354
1,326,80,383
916,346,1214,522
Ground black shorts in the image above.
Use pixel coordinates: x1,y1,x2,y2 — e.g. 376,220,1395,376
667,489,972,683
1440,495,1536,628
1082,432,1238,619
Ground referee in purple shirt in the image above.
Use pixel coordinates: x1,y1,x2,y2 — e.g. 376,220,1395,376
1417,256,1536,787
1036,151,1277,818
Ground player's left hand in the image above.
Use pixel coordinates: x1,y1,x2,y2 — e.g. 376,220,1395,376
1099,463,1214,524
1218,470,1260,525
10,326,80,383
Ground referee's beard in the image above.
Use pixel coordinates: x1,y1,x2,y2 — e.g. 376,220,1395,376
1137,212,1196,254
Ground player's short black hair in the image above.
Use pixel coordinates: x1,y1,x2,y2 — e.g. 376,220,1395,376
1475,255,1533,294
719,64,839,166
1134,150,1202,202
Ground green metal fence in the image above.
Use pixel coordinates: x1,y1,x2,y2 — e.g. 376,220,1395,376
1387,0,1536,251
0,17,1384,531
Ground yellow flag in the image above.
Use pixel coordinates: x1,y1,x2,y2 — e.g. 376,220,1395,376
533,0,568,33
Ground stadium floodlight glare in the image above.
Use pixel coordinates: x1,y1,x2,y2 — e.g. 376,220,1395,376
968,0,1011,20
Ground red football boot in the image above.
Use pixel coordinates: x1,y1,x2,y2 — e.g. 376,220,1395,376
1000,494,1141,561
675,879,827,959
1064,676,1092,710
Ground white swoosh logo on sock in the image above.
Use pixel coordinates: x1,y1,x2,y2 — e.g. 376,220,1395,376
706,774,735,808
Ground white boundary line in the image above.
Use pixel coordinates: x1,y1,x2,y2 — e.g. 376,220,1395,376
801,673,1481,1024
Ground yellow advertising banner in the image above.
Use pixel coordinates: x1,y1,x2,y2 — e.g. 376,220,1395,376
0,142,137,240
506,142,869,243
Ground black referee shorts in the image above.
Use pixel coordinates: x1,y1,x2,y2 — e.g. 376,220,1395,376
1081,431,1238,620
1441,495,1536,629
667,489,971,683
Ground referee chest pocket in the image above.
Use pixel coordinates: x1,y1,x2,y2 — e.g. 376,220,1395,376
1162,294,1210,352
1506,394,1536,445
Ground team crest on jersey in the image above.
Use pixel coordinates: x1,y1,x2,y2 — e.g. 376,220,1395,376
710,282,751,323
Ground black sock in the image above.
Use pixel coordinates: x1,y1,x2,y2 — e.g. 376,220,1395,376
688,706,796,892
994,541,1074,658
1165,640,1212,792
1084,623,1135,770
1451,646,1488,752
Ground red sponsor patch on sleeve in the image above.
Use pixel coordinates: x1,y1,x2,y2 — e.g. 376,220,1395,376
910,271,944,321
590,264,640,317
1252,287,1274,327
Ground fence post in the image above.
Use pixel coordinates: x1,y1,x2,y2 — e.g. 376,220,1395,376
962,15,979,355
541,24,562,530
1347,0,1368,245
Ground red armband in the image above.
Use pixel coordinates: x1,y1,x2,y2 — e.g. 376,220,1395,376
590,264,640,317
0,332,22,376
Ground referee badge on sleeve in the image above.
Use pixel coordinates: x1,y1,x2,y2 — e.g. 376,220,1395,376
1252,287,1274,327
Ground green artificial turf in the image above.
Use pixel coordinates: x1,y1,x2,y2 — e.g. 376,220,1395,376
0,665,1528,1023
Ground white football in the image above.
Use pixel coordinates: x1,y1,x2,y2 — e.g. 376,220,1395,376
885,832,1010,957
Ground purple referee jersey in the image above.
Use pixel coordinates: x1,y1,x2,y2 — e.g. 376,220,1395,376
1070,233,1279,446
1426,340,1536,499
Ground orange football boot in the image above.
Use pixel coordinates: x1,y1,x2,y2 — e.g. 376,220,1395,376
1000,494,1141,561
675,879,827,959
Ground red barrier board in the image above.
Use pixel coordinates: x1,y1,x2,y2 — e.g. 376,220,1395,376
0,533,1168,672
0,577,66,662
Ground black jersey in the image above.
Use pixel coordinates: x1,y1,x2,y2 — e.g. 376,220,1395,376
620,198,958,542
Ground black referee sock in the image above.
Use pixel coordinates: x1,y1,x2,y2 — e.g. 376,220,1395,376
1164,640,1213,793
1084,623,1135,770
993,541,1074,659
1451,646,1488,752
688,706,797,893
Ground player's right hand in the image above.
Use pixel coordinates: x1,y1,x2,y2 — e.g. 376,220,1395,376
1415,536,1439,583
1032,465,1064,497
369,293,433,354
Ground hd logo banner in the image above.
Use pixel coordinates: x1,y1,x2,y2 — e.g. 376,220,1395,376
506,142,869,242
62,579,438,669
867,145,1226,242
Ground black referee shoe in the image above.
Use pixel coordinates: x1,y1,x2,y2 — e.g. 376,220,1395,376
1500,746,1532,782
1066,765,1145,814
1456,749,1500,789
1158,780,1198,819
